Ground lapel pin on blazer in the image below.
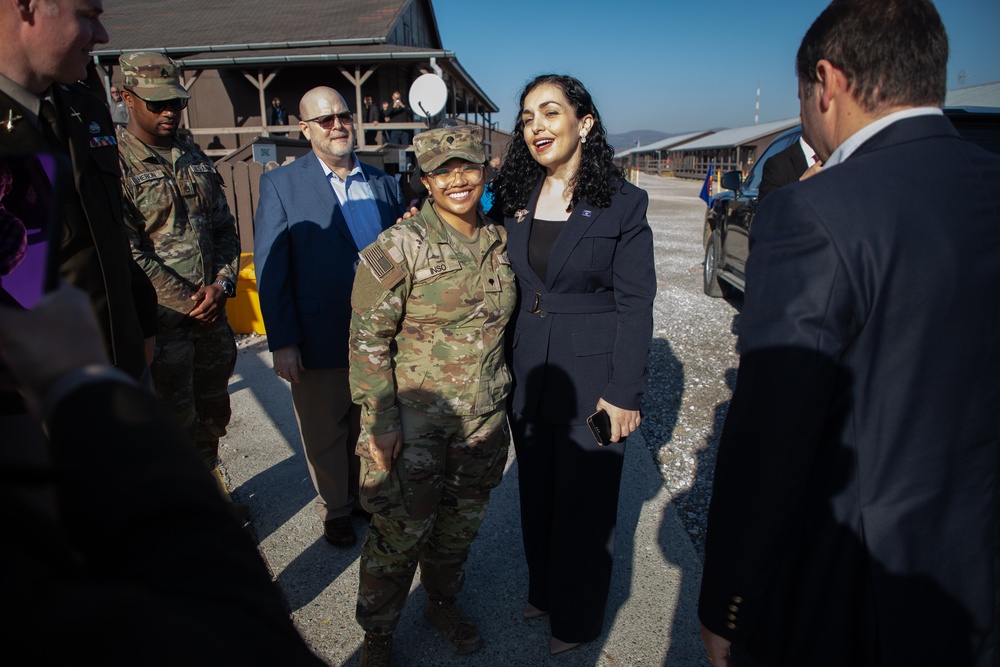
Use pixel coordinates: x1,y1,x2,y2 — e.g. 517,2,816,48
515,208,529,223
582,210,592,217
4,109,23,132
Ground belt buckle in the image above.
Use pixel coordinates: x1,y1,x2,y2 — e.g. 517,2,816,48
530,292,541,314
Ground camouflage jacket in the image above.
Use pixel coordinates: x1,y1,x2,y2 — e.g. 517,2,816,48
349,199,516,435
117,127,239,327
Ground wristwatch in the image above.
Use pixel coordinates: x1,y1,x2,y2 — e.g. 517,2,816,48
214,279,236,298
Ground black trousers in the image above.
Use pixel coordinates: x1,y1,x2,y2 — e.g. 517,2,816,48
511,412,626,643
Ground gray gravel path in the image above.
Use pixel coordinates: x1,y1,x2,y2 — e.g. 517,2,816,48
638,175,741,559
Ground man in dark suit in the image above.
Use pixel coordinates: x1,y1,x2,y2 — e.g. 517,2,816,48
0,0,155,385
0,0,155,445
699,1,1000,666
254,86,405,547
757,136,820,200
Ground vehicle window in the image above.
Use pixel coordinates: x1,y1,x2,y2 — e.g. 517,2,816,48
744,130,802,191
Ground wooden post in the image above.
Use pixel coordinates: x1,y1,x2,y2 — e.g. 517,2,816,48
241,68,278,138
340,65,377,147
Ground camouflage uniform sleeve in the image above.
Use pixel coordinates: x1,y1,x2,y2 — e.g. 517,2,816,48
206,157,240,282
349,235,410,435
119,162,198,316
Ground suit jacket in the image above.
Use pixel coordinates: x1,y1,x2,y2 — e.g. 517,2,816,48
2,377,324,664
0,84,154,381
254,153,404,368
499,180,655,423
757,139,808,200
699,114,1000,666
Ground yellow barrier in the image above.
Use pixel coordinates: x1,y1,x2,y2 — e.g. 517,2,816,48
225,252,266,335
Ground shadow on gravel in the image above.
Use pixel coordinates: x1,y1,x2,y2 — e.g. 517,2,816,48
642,336,740,665
226,340,360,612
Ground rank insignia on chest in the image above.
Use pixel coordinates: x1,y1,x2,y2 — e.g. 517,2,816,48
89,135,117,148
4,109,23,132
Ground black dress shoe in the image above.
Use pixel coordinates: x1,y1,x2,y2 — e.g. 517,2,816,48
352,507,373,522
324,516,356,546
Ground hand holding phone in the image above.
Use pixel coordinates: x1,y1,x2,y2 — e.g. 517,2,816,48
587,408,613,446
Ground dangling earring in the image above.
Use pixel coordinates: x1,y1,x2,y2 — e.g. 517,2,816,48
580,132,587,144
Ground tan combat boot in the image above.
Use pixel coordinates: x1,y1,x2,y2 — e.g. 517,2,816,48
359,631,392,667
424,598,483,654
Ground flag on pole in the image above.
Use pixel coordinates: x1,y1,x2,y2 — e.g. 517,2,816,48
699,161,715,206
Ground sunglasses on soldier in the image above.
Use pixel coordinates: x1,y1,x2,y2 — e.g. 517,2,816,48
125,89,189,114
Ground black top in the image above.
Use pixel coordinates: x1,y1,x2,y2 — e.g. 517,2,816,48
528,218,565,283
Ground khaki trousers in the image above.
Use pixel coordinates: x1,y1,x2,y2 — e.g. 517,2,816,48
290,367,361,521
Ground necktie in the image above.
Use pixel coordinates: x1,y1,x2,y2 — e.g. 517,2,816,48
38,97,65,146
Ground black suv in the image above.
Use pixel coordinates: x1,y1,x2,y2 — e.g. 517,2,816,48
702,108,1000,297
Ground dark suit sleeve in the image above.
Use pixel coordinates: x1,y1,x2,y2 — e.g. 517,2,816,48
47,379,324,664
757,153,786,201
699,187,855,641
602,187,656,410
253,172,302,352
128,259,158,338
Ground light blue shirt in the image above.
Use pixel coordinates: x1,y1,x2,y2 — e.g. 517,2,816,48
317,153,384,250
824,107,943,168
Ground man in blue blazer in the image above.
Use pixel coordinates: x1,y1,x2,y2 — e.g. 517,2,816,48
254,86,405,546
699,1,1000,666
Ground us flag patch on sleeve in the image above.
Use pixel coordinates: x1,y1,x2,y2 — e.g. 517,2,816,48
362,244,405,289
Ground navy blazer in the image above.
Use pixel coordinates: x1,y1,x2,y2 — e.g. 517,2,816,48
699,114,1000,666
254,153,404,368
500,179,655,423
758,139,809,200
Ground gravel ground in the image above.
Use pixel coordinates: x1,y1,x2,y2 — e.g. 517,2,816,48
636,173,741,560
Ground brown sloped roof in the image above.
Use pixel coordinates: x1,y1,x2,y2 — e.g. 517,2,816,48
98,0,427,52
170,43,451,66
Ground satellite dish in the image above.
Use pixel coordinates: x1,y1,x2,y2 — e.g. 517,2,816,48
409,73,448,119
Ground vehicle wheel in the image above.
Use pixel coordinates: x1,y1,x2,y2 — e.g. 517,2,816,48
703,232,730,298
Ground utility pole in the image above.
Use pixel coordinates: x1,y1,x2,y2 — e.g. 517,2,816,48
755,81,760,125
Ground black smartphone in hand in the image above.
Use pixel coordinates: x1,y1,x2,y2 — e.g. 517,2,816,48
587,408,613,446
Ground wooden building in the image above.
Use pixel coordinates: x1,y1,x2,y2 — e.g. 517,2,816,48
665,118,799,179
91,0,501,162
614,130,715,175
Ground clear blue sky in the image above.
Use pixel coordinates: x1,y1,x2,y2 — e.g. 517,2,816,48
434,0,1000,135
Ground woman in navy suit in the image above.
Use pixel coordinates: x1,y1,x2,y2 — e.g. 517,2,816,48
489,74,656,654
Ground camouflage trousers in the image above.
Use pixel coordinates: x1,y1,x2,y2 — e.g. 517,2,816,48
151,316,236,467
356,403,510,633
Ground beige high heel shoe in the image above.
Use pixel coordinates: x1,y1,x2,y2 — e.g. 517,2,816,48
549,637,581,655
523,602,548,619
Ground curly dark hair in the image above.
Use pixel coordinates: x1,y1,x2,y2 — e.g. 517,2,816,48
493,74,623,217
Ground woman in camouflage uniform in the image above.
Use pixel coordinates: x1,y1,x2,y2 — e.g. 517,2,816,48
348,125,515,666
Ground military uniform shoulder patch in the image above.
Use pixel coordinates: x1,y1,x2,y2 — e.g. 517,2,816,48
362,243,406,289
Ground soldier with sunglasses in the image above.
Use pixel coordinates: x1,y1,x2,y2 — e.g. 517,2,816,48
116,53,241,491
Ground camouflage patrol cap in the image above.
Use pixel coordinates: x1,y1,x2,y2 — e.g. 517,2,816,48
413,125,485,172
119,52,190,101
